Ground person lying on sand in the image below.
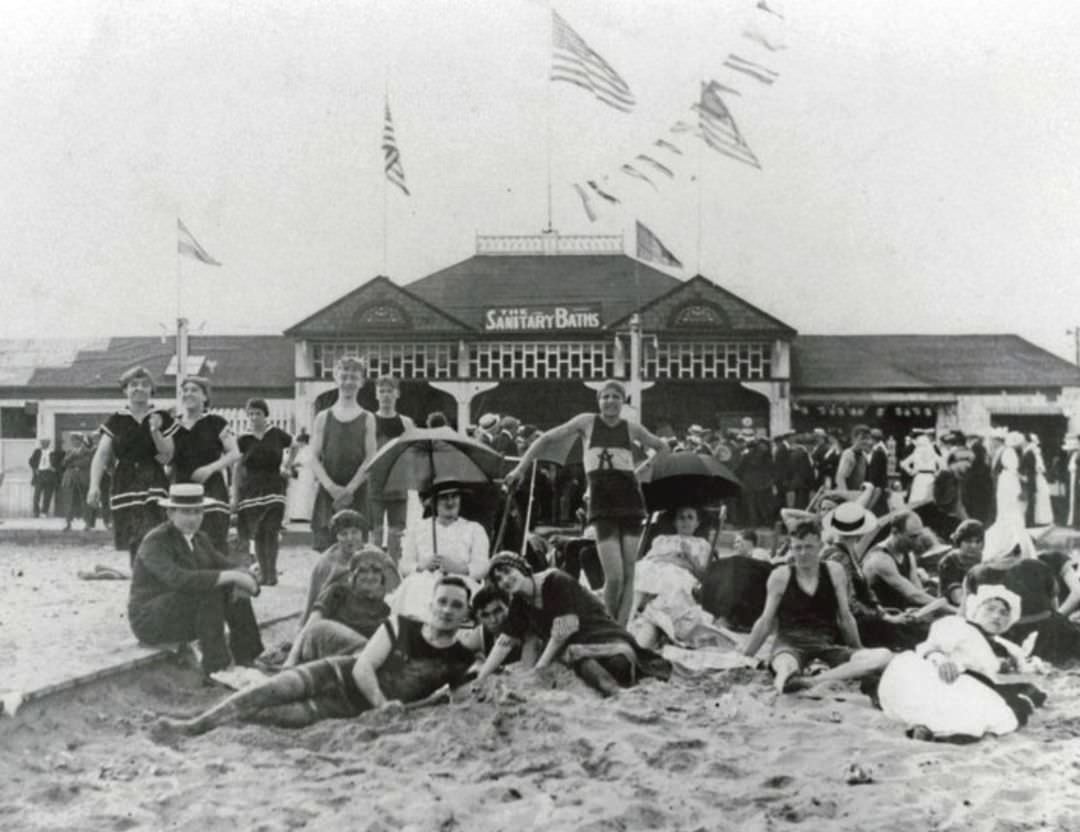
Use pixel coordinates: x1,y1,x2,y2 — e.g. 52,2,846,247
284,544,400,666
876,585,1047,742
473,553,671,698
741,519,893,695
457,585,522,664
154,576,477,736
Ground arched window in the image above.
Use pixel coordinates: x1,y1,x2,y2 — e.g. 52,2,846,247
354,302,410,328
669,301,729,329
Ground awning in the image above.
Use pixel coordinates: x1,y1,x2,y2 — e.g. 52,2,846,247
794,393,956,404
988,404,1064,416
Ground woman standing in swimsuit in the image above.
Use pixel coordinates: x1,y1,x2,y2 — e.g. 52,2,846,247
506,380,668,625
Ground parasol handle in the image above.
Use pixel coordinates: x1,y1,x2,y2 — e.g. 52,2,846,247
519,461,538,558
493,479,517,552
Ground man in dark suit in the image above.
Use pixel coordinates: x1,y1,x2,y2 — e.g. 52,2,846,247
866,428,891,516
493,416,520,457
128,484,263,676
29,438,64,517
772,433,794,508
1019,434,1038,526
788,435,815,510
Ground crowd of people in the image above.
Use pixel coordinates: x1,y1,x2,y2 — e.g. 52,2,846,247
40,357,1080,746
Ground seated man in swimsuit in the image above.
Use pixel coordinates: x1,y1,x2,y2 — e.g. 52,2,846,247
154,576,477,736
862,511,941,612
741,519,893,695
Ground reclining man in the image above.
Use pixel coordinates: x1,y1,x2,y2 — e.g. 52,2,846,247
741,519,893,695
154,575,476,735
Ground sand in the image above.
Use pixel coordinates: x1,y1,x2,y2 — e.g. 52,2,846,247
3,648,1080,832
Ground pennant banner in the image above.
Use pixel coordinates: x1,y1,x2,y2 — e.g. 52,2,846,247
636,221,682,269
177,219,221,266
693,81,761,169
621,163,658,190
724,53,779,85
572,183,597,222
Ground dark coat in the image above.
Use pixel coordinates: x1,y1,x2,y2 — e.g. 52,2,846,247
128,521,229,617
789,445,815,491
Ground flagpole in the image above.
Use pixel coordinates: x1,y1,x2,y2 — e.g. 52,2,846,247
695,78,704,275
383,80,389,275
175,232,184,410
544,49,554,233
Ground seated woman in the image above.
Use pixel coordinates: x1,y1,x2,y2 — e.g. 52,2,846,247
284,545,400,666
629,506,730,649
301,509,370,623
474,553,671,698
390,479,489,622
155,576,477,736
936,520,986,607
965,536,1080,665
877,585,1047,742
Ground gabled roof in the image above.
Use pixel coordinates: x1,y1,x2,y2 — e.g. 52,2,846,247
22,335,293,391
793,335,1080,390
609,274,797,335
404,254,683,329
285,275,473,338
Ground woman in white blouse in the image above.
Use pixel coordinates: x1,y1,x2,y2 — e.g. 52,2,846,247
391,479,490,621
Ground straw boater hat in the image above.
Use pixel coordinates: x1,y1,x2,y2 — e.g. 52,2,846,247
965,584,1022,630
1005,431,1027,448
822,502,877,538
159,483,213,509
478,413,499,431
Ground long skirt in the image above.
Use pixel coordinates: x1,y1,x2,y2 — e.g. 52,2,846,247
879,652,1018,738
110,459,168,553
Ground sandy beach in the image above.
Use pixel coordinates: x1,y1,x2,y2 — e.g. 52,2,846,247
4,639,1080,831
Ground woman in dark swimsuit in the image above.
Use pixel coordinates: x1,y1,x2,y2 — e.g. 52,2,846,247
234,398,295,585
172,376,241,556
506,380,668,625
88,366,176,564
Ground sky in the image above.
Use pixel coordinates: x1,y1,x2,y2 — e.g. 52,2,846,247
3,0,1080,362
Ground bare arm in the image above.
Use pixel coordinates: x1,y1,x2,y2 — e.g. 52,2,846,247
341,411,376,495
87,434,114,504
307,411,339,493
507,414,591,483
473,634,521,684
864,552,936,607
350,621,395,706
741,568,790,657
1058,566,1080,618
284,610,323,667
533,614,579,670
829,563,864,649
628,421,670,455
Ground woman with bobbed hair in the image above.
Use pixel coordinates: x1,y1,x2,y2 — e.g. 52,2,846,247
936,519,986,607
88,366,177,564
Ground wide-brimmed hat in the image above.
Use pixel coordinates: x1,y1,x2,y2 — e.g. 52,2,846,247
822,502,877,538
159,483,213,509
347,545,401,594
421,477,471,501
965,584,1022,630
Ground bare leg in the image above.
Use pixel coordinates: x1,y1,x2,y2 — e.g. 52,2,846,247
616,530,640,626
628,616,661,650
595,534,625,622
771,653,800,694
575,658,620,698
799,648,894,695
154,656,353,735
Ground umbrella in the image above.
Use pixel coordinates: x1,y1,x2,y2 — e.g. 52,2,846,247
361,427,508,497
635,451,742,512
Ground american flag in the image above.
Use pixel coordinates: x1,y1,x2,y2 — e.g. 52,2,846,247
551,11,635,113
693,81,760,169
382,99,409,196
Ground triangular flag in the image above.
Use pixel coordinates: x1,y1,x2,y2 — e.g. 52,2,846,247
177,219,221,266
636,221,682,269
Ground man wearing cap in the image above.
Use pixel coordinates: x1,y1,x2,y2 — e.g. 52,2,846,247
128,484,263,676
476,413,499,448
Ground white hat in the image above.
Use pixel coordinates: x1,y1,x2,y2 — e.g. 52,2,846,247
965,584,1022,630
159,483,213,509
478,413,499,430
1005,431,1027,449
822,502,877,537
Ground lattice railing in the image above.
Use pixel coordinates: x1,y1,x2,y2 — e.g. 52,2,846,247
312,342,456,380
644,341,771,380
470,341,615,379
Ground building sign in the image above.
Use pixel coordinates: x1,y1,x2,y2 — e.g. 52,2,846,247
483,304,602,332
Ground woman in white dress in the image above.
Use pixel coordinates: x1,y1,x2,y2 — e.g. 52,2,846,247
900,433,944,503
984,432,1036,559
1029,435,1054,526
878,585,1046,742
389,478,489,621
629,506,729,649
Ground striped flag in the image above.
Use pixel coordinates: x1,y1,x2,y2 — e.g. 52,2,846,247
636,221,682,269
653,138,683,155
572,183,597,222
636,154,675,178
621,163,657,190
177,219,221,266
724,54,779,85
551,11,635,113
693,81,760,169
743,22,786,52
382,99,409,196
